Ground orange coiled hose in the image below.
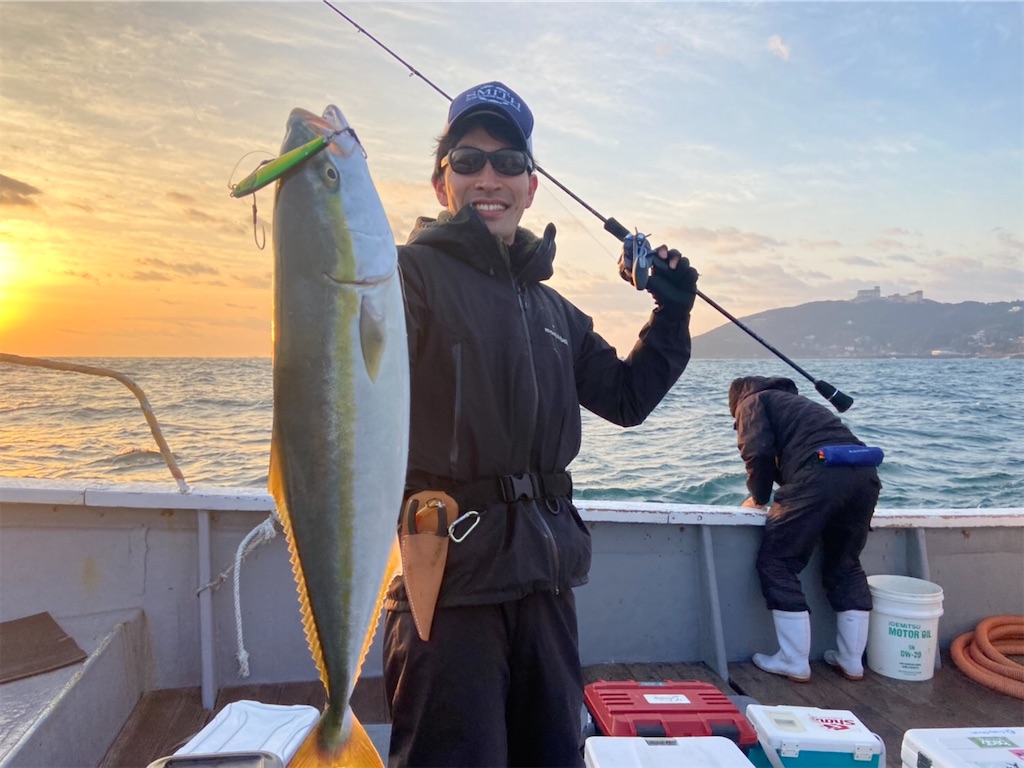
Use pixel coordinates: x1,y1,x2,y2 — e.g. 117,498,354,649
950,614,1024,700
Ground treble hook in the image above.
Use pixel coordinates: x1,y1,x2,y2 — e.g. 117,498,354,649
250,196,266,250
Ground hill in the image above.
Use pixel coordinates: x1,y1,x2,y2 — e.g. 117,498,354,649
692,299,1024,359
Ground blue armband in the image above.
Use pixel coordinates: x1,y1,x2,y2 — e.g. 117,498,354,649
817,445,884,467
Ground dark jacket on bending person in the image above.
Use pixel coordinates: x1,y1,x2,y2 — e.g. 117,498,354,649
384,206,692,610
729,376,864,505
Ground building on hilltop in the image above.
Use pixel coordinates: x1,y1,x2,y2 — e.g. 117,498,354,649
854,286,881,302
852,287,923,303
887,290,924,303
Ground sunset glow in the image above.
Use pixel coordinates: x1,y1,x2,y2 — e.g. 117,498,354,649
1,2,1020,357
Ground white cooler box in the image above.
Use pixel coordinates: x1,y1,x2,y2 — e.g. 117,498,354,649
745,705,884,768
166,701,318,766
584,735,756,768
901,726,1024,768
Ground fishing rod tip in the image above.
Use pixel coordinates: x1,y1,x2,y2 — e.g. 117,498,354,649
832,392,854,413
814,380,854,412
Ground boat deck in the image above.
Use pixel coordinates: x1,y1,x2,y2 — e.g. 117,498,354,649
102,651,1023,767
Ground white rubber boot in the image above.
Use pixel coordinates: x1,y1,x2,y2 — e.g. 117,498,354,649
752,610,811,682
824,610,870,680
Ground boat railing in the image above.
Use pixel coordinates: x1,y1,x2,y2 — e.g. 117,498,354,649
0,353,189,493
4,477,1022,701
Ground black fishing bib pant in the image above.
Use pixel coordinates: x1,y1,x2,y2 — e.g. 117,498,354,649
756,464,881,613
383,590,585,768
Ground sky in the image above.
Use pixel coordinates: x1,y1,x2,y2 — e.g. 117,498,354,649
1,1,1021,358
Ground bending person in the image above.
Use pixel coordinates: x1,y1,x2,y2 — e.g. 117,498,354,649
729,375,882,682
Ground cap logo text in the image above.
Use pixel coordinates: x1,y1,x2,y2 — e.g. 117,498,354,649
467,85,522,114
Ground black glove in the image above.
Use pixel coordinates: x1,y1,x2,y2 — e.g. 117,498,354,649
646,247,698,313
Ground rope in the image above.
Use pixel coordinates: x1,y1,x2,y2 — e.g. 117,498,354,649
951,614,1024,700
206,514,280,678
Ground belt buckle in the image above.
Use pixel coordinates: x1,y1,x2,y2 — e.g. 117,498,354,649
500,472,537,502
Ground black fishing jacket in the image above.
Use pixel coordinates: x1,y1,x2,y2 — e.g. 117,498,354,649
730,376,865,505
384,206,692,609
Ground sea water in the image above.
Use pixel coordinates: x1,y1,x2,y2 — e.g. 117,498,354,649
1,357,1021,508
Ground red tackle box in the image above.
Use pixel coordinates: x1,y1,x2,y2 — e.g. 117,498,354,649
583,680,758,752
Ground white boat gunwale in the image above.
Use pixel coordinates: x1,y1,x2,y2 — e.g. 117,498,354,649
2,478,1022,767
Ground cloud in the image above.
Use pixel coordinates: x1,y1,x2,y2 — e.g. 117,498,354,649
136,257,220,277
768,35,790,62
887,253,917,264
797,239,844,251
994,227,1023,251
872,139,918,155
675,226,786,255
131,271,173,282
184,208,219,224
235,272,272,290
0,173,42,207
845,255,884,267
63,269,100,285
869,237,908,252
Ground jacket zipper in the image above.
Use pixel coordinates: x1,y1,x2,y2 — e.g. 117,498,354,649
449,342,462,473
513,276,561,588
513,278,539,453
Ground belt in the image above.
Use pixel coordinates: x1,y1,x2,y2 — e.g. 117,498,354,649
797,452,828,471
410,470,572,511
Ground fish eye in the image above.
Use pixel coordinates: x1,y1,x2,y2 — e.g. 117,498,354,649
320,161,340,189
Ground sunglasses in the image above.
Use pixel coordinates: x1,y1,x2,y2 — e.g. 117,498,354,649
442,147,533,177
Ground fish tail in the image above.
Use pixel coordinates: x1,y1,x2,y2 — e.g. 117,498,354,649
289,708,384,768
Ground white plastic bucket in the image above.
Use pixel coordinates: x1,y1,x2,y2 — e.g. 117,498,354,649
866,574,944,681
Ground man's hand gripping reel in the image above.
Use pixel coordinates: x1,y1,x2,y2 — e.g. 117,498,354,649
619,230,655,290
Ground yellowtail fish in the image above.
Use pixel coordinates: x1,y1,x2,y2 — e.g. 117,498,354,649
268,104,408,766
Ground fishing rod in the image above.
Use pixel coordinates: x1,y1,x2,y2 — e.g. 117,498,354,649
323,1,854,413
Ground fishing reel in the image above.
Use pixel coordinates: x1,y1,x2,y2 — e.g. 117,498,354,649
620,231,655,290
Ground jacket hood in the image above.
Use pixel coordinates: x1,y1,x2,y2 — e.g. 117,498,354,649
728,376,798,417
406,205,556,284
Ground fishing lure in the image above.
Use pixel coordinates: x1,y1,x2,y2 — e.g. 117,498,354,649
231,127,360,249
230,131,339,199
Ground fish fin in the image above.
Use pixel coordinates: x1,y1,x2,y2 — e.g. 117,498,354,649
359,293,387,381
353,538,402,682
289,709,384,768
268,434,330,694
339,714,386,768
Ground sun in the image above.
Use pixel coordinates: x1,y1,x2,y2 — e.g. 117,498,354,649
0,240,29,339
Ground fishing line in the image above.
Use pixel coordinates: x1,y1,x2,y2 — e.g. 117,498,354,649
227,150,276,249
323,1,854,412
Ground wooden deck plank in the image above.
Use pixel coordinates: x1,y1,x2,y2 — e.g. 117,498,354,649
101,687,209,768
582,661,725,687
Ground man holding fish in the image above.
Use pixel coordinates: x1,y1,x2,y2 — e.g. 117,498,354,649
382,81,699,767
